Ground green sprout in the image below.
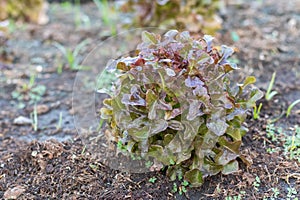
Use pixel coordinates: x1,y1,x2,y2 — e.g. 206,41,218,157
145,161,153,168
265,72,278,101
11,73,46,107
253,176,261,191
284,125,300,162
93,0,117,36
286,99,300,117
266,123,278,142
253,102,262,120
271,187,280,198
53,39,90,70
172,183,178,193
30,104,38,131
148,177,157,183
56,112,63,130
287,187,297,198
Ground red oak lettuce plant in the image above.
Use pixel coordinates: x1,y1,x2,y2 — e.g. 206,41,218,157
100,30,263,186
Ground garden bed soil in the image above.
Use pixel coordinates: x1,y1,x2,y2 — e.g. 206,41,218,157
0,0,300,199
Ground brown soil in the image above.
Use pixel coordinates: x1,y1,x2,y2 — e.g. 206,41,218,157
0,0,299,199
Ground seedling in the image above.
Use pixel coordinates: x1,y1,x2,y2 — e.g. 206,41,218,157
284,126,300,162
53,39,90,70
266,147,278,153
253,102,262,119
57,62,63,75
72,0,91,28
271,187,280,198
93,0,117,36
286,99,300,117
265,72,278,101
145,161,153,168
81,145,87,155
225,195,242,200
56,112,63,130
12,73,46,106
287,187,297,198
96,118,104,132
266,123,278,142
30,104,38,131
178,180,189,195
253,176,261,191
225,191,245,200
148,177,157,183
172,183,178,193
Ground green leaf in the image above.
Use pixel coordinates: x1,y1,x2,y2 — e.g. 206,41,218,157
142,31,158,44
149,120,168,137
218,136,241,154
163,134,174,146
286,99,300,117
184,169,203,187
31,85,46,96
127,126,149,141
226,127,242,141
146,89,159,119
207,119,228,136
100,107,112,119
222,160,239,175
148,145,163,158
241,76,256,88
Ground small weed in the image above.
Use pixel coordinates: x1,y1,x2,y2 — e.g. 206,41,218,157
148,177,157,183
8,19,17,33
266,124,278,142
271,187,280,198
53,39,90,70
253,102,263,119
89,164,98,170
60,1,72,10
81,145,87,155
265,72,278,101
30,104,38,131
145,161,153,168
117,141,127,152
96,118,104,132
12,73,46,107
130,153,141,161
284,126,300,162
177,171,183,181
93,0,117,36
172,183,178,193
225,191,245,200
56,112,63,130
170,180,189,195
266,147,278,153
74,0,90,28
253,176,261,191
179,180,189,195
56,62,63,75
287,187,297,199
286,99,300,117
225,195,242,200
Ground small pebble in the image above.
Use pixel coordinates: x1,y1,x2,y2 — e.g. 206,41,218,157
13,116,32,125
